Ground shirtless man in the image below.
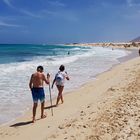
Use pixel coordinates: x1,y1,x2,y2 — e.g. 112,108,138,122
29,66,50,123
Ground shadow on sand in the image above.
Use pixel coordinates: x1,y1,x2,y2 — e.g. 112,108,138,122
44,105,56,110
10,121,33,127
10,105,56,127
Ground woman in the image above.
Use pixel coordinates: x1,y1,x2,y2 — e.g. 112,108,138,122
52,65,69,106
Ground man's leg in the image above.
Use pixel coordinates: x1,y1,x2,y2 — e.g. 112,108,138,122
41,101,46,118
32,103,38,123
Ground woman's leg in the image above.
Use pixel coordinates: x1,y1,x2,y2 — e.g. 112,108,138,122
56,85,64,106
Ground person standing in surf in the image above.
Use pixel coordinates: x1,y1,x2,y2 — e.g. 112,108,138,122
51,65,69,106
29,66,50,123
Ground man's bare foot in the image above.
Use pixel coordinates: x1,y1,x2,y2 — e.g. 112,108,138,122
41,114,47,119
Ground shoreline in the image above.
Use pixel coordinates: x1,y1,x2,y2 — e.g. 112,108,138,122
0,46,140,140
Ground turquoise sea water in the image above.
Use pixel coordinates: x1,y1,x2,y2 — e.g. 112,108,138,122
0,44,130,125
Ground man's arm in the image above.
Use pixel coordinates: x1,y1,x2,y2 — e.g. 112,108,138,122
43,73,50,85
29,74,33,90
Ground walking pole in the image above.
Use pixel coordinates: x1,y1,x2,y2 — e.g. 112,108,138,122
47,73,53,116
49,83,53,116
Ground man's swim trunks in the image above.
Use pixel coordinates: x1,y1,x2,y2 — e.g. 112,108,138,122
31,87,45,103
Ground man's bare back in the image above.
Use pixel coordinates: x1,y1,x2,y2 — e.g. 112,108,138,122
30,72,45,88
29,67,49,89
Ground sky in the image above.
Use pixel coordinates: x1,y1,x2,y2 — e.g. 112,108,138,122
0,0,140,44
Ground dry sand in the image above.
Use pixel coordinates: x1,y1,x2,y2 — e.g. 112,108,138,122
0,49,140,140
65,42,140,49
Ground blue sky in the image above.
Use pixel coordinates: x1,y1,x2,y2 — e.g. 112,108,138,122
0,0,140,44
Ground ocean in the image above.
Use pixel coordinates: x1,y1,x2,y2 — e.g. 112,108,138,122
0,44,130,125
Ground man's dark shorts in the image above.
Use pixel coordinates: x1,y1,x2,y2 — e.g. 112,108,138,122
31,87,45,103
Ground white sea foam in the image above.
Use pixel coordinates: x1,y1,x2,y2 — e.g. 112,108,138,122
0,48,96,75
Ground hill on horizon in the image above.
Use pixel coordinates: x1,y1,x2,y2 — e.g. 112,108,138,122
130,36,140,42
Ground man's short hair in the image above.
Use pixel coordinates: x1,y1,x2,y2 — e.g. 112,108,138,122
37,66,44,72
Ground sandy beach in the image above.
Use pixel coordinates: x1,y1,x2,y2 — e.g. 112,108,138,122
0,46,140,140
66,42,140,49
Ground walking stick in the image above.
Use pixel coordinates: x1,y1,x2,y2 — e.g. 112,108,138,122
47,73,53,116
49,83,53,116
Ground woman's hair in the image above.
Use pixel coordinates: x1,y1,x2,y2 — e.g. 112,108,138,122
59,65,65,71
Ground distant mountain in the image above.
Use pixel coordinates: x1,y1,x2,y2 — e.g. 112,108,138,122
131,36,140,42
